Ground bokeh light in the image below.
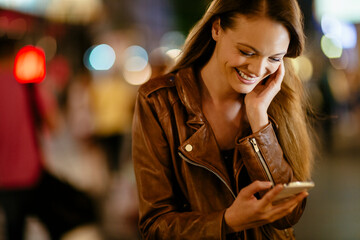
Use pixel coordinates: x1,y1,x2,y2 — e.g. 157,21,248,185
149,47,171,66
160,31,185,50
321,35,343,59
315,0,360,23
122,45,152,85
166,48,182,62
321,15,341,38
0,16,27,39
84,44,116,71
124,56,148,72
328,68,350,103
291,56,313,82
123,45,148,72
37,36,57,61
340,23,357,49
7,17,27,39
158,31,185,67
13,45,46,84
123,62,152,86
45,0,103,24
329,51,349,70
12,0,36,8
321,15,357,49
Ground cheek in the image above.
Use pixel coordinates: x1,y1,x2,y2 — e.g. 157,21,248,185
268,63,281,75
228,54,246,66
259,64,280,81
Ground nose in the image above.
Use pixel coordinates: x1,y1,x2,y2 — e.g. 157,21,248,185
247,57,268,77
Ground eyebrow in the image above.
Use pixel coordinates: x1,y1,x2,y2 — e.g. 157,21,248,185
236,43,287,56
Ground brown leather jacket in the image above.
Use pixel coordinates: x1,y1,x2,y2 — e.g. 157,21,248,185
132,67,306,240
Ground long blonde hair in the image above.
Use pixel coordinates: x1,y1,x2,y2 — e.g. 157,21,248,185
170,0,313,180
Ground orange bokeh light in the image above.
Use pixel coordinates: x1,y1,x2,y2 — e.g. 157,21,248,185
13,45,46,84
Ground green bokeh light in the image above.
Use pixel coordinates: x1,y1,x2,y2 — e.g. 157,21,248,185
321,35,343,59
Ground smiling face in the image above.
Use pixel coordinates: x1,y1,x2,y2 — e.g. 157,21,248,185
209,14,290,94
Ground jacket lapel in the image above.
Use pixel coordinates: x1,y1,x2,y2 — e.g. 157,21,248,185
175,67,233,193
174,67,204,129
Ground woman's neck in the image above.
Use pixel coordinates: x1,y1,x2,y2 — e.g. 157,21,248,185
198,64,247,149
199,59,241,105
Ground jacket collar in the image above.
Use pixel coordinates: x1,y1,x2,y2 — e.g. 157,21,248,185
174,67,234,194
174,67,205,129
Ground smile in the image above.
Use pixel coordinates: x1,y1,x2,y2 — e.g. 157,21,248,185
235,68,257,83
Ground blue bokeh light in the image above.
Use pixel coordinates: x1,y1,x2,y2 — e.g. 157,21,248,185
321,15,357,49
85,44,116,71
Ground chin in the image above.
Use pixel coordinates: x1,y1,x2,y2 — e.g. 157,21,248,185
232,85,255,94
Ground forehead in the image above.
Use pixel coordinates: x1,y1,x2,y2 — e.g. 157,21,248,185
226,15,290,55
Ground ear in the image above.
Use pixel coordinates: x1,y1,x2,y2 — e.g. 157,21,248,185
211,18,222,41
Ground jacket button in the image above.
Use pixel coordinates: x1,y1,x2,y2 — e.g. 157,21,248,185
185,144,193,152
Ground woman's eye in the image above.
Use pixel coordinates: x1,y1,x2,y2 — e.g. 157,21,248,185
240,50,254,57
269,57,281,62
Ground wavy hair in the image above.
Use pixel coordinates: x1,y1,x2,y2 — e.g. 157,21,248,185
170,0,313,180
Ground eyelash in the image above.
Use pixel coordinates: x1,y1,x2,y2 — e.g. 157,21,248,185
269,57,281,62
239,50,282,62
240,50,254,57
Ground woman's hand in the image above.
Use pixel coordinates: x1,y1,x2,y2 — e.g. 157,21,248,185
224,180,308,233
244,62,285,132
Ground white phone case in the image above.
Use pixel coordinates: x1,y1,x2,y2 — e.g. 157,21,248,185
273,181,315,202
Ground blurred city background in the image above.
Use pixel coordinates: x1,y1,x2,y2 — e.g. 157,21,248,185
0,0,359,239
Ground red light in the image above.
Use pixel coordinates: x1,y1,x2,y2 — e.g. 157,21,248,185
13,45,46,84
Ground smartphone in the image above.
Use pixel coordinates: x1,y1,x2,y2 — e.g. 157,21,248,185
273,181,315,202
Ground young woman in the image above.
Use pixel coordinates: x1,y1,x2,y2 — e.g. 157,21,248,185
132,0,314,239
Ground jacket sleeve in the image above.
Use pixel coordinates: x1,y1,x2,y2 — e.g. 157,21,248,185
132,92,227,240
236,122,306,229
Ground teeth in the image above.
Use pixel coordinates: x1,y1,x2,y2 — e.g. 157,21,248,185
237,69,256,81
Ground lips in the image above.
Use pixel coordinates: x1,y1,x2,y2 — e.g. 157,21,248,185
234,68,257,84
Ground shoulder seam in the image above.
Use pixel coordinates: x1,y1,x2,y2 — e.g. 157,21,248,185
139,73,176,97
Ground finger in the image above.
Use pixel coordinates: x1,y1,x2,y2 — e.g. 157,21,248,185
259,192,307,223
262,62,284,93
266,202,299,222
273,61,285,85
241,181,273,198
254,189,308,224
270,196,307,222
273,190,309,205
255,63,285,100
259,184,284,206
270,191,308,215
266,61,284,83
288,191,309,205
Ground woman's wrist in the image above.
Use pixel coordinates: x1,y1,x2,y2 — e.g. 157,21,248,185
224,207,244,234
224,208,236,233
247,111,269,133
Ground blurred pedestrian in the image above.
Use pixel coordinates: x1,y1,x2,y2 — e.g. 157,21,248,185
0,37,96,240
0,37,46,240
90,74,136,173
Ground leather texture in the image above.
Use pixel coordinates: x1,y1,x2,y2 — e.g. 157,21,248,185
132,67,305,240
